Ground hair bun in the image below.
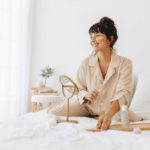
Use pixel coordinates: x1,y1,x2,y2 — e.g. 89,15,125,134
89,16,118,50
99,17,115,26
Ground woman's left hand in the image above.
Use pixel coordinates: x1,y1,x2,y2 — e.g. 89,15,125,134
96,113,113,130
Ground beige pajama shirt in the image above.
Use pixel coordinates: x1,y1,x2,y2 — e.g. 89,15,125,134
47,52,140,122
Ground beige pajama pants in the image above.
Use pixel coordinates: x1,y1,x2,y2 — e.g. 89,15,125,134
47,99,141,122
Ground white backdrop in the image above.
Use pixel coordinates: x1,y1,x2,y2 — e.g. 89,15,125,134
29,0,150,111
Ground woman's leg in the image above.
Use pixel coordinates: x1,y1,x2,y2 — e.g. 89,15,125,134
112,110,142,122
47,99,91,117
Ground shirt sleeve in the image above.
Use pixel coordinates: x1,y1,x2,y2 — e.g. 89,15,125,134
76,59,89,105
111,58,132,107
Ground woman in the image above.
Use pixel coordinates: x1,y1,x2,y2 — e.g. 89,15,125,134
47,16,140,130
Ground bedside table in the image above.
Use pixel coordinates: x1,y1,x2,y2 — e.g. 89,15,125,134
31,95,66,112
31,87,65,112
31,87,52,112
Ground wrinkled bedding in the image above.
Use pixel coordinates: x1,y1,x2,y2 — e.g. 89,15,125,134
0,109,150,150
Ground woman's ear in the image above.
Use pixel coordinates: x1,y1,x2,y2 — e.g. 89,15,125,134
110,36,114,42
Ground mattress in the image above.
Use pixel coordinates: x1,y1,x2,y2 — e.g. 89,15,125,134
0,109,150,150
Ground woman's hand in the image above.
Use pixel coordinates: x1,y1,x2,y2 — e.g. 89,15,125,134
96,113,113,130
83,89,99,102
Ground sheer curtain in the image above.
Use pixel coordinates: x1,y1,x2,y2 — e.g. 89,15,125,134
0,0,32,121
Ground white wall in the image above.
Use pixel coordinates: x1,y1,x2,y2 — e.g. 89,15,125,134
29,0,150,111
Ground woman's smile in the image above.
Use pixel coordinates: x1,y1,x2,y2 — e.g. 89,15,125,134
93,43,99,47
90,32,111,52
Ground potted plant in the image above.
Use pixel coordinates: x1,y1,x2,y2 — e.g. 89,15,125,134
40,65,55,87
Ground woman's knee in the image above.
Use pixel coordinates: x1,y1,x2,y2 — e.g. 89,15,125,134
47,100,90,117
47,103,66,116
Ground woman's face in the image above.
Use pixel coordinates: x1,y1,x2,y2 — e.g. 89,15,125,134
90,32,111,53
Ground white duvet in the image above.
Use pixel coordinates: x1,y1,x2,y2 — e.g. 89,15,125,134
0,109,150,150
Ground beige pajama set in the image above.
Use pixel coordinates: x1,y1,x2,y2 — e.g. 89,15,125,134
47,52,140,122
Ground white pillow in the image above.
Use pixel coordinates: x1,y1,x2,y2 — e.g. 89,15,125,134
129,73,150,119
128,73,138,107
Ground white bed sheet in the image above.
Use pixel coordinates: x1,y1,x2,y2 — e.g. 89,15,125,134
0,109,150,150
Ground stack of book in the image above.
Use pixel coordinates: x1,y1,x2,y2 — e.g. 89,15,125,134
39,89,59,96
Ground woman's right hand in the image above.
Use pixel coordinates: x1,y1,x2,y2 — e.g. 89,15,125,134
83,89,99,102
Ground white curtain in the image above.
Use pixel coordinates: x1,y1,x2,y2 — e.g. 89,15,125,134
0,0,31,121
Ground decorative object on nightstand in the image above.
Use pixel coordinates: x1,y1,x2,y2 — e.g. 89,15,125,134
40,65,55,87
36,81,45,87
31,87,61,112
57,75,79,124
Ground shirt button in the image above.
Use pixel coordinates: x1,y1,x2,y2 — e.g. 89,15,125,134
99,89,102,92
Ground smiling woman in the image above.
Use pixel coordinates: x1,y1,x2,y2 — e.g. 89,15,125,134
89,17,118,80
90,32,111,55
89,17,118,54
47,16,141,130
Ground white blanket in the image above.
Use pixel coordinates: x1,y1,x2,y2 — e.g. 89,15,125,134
0,109,150,150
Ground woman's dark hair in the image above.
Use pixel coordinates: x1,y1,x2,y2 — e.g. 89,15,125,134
89,16,118,51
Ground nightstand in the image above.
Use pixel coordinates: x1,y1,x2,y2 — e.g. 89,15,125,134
31,87,63,112
31,95,66,112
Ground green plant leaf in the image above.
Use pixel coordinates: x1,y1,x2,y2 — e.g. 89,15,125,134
40,65,55,79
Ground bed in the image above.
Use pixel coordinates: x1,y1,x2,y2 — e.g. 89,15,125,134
1,108,150,150
1,73,150,150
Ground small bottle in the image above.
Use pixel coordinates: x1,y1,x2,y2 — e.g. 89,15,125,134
133,128,141,134
121,105,129,128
